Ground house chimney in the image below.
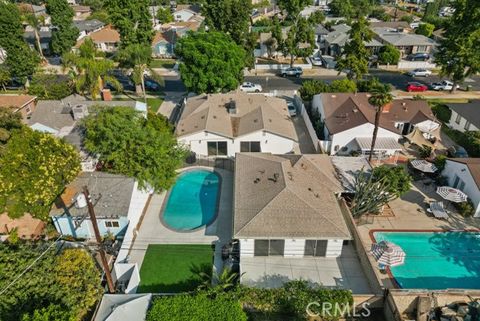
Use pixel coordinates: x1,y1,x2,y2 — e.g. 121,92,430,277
227,99,237,115
382,102,393,113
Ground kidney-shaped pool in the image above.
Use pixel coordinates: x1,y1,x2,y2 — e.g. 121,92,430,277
162,169,220,231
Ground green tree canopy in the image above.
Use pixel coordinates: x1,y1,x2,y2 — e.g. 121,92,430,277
281,16,315,66
28,73,74,99
372,165,412,197
175,31,246,93
0,245,102,321
0,107,23,144
328,0,373,19
82,107,186,192
106,0,154,47
46,0,79,55
378,44,401,65
0,127,80,220
336,17,373,79
329,78,357,92
277,0,311,19
415,23,435,37
435,0,480,91
0,2,39,82
156,6,173,24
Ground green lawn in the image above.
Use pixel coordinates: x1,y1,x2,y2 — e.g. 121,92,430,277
138,244,213,293
150,59,176,69
145,97,163,113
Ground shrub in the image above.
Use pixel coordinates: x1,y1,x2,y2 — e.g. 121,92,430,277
416,23,435,37
299,79,329,102
433,155,447,172
401,15,414,24
372,165,412,197
455,200,475,217
357,77,382,92
146,293,247,321
419,144,433,158
378,44,401,65
28,73,73,100
431,103,452,123
329,78,357,93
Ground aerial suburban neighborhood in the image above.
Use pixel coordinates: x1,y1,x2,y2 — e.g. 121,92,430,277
1,0,480,320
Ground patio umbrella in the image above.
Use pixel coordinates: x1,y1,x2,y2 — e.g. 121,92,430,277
436,186,468,203
370,241,406,267
410,159,438,173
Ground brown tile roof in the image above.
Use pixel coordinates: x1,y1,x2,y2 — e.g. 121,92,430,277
318,93,436,135
152,29,177,45
233,153,350,239
176,93,297,141
447,158,480,189
174,4,201,14
0,95,36,110
89,25,120,43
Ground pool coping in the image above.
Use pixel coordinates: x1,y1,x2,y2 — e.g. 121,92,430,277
369,228,480,289
159,167,223,234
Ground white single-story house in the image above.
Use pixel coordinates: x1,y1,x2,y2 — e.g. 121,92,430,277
175,93,298,157
446,100,480,133
234,152,351,261
312,93,439,156
75,25,120,53
172,4,202,22
443,158,480,217
50,172,151,239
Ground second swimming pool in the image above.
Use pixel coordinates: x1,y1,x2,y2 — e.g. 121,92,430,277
374,231,480,290
162,169,220,231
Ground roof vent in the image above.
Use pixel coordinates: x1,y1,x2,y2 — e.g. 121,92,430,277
254,177,261,184
226,99,237,115
74,193,87,209
353,108,358,113
253,119,258,123
72,104,89,120
268,173,279,183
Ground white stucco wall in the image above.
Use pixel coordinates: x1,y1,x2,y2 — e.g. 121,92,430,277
326,239,343,257
284,239,306,257
448,110,479,133
178,130,295,157
240,239,254,257
443,160,480,217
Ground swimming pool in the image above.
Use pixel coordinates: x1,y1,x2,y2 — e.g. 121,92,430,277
373,231,480,290
162,169,220,231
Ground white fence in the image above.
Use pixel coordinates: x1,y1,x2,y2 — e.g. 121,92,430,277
254,62,313,70
380,60,437,70
294,95,321,153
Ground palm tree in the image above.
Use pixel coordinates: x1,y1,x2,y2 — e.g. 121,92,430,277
24,13,45,61
197,268,241,293
116,44,164,104
62,38,121,99
368,84,393,162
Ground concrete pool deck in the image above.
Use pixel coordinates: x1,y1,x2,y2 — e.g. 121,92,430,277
128,167,233,271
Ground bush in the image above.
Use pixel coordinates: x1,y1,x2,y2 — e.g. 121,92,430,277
378,44,401,65
430,103,452,123
455,200,475,217
28,73,73,100
433,155,447,172
415,23,435,37
329,78,357,93
299,79,329,102
372,165,412,197
370,7,390,21
357,77,382,92
400,15,414,24
419,144,433,158
146,293,247,321
252,18,272,27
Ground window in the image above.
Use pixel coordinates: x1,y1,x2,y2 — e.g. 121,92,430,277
207,141,228,156
105,221,120,228
304,240,328,257
240,141,261,152
455,114,461,124
465,121,471,131
417,46,428,52
254,239,285,256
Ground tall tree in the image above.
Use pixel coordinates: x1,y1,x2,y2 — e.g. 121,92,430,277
105,0,154,47
328,0,373,19
0,2,39,82
23,13,45,60
62,38,121,99
83,108,187,192
435,0,480,93
156,6,173,24
335,17,373,80
175,31,246,93
368,84,393,162
46,0,79,55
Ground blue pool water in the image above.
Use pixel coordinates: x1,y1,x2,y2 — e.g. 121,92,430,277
374,231,480,290
162,169,220,231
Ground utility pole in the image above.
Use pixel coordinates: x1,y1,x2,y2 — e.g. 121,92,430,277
83,186,115,294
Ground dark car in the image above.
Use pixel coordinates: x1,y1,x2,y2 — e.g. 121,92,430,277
144,78,161,91
407,53,430,61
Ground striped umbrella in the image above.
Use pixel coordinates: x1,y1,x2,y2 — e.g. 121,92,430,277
436,186,468,203
371,241,405,267
410,159,438,173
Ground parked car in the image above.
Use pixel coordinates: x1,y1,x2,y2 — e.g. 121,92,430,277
406,82,428,92
286,101,297,117
320,55,337,69
144,78,160,91
310,56,323,66
407,53,430,61
280,67,303,77
239,82,262,93
430,80,460,91
408,68,432,77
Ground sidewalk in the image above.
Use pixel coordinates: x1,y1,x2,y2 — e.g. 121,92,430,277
244,67,345,77
393,90,480,100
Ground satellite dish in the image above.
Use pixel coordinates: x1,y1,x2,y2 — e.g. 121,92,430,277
75,193,87,209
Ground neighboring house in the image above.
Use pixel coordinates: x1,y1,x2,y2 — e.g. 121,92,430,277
443,158,480,217
75,25,120,52
0,213,45,240
0,94,37,120
71,5,92,20
312,93,439,155
446,100,480,133
50,172,150,238
313,24,329,55
74,19,105,40
175,93,298,157
24,26,52,53
18,3,51,25
372,26,437,57
321,24,382,57
234,153,351,259
172,4,201,22
151,29,177,57
94,294,152,321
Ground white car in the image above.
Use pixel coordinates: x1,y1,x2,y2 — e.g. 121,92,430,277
430,80,460,91
286,101,296,117
239,82,262,93
311,56,323,66
408,68,432,77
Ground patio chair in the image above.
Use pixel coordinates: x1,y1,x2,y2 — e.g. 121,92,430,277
429,201,449,220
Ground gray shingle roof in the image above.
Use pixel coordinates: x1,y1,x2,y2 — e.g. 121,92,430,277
50,172,136,218
233,153,350,239
176,93,297,141
446,100,480,129
74,19,104,32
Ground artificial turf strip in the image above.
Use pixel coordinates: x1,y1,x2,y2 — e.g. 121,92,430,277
137,244,213,293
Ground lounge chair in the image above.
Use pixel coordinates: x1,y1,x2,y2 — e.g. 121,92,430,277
429,201,449,219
